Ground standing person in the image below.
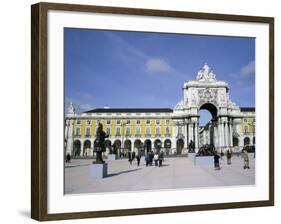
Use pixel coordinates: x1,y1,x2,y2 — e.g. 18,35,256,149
149,151,154,166
66,153,71,163
132,151,136,161
159,151,164,167
145,153,149,167
220,150,224,160
242,147,250,169
214,151,221,170
128,151,132,165
154,153,159,167
226,150,232,165
188,140,193,153
136,154,141,166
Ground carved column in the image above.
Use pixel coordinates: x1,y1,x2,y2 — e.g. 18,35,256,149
229,119,233,147
186,123,189,146
218,117,223,150
195,121,199,151
223,122,226,149
183,124,188,149
224,122,227,148
189,122,193,142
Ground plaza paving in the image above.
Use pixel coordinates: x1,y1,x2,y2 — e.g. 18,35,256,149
65,154,255,194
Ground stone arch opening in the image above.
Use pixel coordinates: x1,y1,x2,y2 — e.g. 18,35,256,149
198,103,218,147
164,139,171,156
105,140,112,154
244,137,250,146
176,139,184,155
134,139,142,155
83,140,91,157
154,139,162,153
124,139,132,157
233,137,239,147
199,103,218,119
144,139,152,154
113,139,121,157
73,140,81,156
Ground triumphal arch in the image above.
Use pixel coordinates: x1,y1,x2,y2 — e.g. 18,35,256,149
173,64,248,152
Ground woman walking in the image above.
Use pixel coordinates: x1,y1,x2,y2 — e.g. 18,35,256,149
214,151,221,170
242,147,250,169
226,150,232,165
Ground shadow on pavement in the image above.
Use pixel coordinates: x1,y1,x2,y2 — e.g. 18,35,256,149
107,168,142,178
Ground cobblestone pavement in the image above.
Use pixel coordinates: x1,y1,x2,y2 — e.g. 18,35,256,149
65,154,255,194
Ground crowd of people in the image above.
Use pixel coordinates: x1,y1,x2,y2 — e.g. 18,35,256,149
127,150,165,167
213,146,252,170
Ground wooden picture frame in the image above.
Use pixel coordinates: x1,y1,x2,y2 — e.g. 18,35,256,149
31,2,274,221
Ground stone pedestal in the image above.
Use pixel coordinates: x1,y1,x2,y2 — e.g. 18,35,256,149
194,156,213,166
107,154,116,161
90,163,108,179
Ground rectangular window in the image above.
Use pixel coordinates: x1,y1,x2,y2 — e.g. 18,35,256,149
77,120,81,125
136,126,141,135
126,127,130,135
146,120,150,125
106,127,110,135
106,120,111,125
136,120,141,124
156,120,160,125
116,127,120,135
146,127,150,135
126,120,131,124
166,120,170,125
86,127,90,136
96,120,100,124
244,118,248,123
76,127,80,135
166,127,170,134
116,120,121,125
87,120,91,125
156,126,160,135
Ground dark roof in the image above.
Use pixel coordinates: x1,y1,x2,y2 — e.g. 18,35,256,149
240,107,255,112
84,108,173,113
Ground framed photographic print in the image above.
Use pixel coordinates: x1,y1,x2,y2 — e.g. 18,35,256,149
31,2,274,221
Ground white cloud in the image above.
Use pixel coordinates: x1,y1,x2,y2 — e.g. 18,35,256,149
241,60,255,78
79,104,92,111
145,58,174,74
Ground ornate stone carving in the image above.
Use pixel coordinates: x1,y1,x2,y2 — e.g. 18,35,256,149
198,88,218,105
196,63,216,81
191,90,197,106
174,100,184,110
218,89,226,106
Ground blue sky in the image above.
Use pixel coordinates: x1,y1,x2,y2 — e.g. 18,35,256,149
64,28,255,125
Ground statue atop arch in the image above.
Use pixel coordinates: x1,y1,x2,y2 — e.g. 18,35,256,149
67,101,75,114
196,63,216,81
